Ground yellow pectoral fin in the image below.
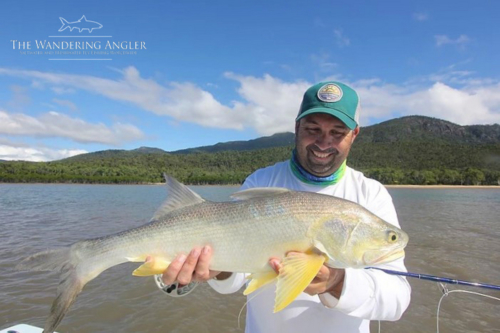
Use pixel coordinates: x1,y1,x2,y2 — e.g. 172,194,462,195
274,252,326,313
132,257,171,276
244,268,278,296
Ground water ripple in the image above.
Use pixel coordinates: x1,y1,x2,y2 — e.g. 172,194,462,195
1,184,498,332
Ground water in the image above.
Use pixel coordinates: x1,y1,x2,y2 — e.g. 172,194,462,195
1,184,499,332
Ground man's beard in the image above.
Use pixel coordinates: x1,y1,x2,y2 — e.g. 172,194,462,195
303,145,340,176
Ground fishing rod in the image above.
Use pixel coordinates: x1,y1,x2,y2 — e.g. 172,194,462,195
368,267,500,291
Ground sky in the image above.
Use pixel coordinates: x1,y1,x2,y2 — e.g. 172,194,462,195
1,0,500,161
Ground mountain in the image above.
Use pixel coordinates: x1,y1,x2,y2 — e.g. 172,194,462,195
356,116,500,144
1,116,499,185
61,116,500,162
64,149,130,161
171,132,295,154
57,115,500,169
132,147,167,154
171,115,500,154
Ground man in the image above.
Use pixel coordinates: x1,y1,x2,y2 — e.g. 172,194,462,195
159,81,411,332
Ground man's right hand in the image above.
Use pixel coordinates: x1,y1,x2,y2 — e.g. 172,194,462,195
161,245,223,285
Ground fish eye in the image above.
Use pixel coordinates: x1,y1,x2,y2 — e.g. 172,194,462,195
387,231,397,242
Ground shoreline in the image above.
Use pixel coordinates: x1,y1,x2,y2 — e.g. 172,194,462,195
1,182,498,188
0,182,241,186
384,184,499,189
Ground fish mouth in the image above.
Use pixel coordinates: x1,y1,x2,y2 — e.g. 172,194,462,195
363,248,405,266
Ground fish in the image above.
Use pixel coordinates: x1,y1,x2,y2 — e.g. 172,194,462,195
58,15,103,33
16,175,408,333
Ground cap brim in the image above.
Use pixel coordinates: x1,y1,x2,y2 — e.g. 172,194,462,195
296,108,357,130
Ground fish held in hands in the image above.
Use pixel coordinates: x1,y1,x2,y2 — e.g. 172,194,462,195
16,174,408,333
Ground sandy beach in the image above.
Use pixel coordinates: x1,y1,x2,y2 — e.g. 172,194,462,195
385,184,500,189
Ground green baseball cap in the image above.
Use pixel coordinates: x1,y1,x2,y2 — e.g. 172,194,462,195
296,81,360,129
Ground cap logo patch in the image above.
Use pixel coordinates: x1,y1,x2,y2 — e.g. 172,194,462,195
317,83,343,102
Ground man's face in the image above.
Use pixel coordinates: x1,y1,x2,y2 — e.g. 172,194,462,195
295,113,359,177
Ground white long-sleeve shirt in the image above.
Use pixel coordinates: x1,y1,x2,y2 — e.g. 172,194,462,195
208,161,411,333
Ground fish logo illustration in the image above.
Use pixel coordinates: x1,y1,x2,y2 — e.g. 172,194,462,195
58,15,103,33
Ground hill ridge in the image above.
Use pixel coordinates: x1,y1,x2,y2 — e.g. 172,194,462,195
1,115,499,185
61,115,500,161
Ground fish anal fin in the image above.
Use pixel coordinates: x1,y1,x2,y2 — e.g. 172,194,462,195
244,268,278,295
126,255,148,263
132,257,170,277
274,252,326,313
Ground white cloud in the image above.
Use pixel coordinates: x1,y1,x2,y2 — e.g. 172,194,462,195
206,82,218,88
31,80,44,89
0,67,308,134
0,109,144,145
313,18,326,28
280,64,293,72
354,80,500,126
334,29,350,47
224,73,310,134
0,143,86,162
416,83,497,124
0,66,499,140
52,98,78,111
353,81,408,124
8,85,31,110
413,12,429,21
51,86,76,94
0,67,244,131
435,34,470,47
310,53,338,72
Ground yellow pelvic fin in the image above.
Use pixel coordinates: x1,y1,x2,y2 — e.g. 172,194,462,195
132,257,171,276
243,268,278,296
274,252,326,313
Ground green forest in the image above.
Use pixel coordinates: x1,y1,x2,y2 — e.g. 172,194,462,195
2,116,499,186
1,141,499,185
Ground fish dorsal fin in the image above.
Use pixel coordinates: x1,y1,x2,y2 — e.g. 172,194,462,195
230,187,291,201
274,251,326,312
151,174,205,220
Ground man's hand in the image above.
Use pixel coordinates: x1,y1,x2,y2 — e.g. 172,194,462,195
161,245,221,285
268,252,345,298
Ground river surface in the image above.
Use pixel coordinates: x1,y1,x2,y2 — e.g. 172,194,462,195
1,184,499,332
